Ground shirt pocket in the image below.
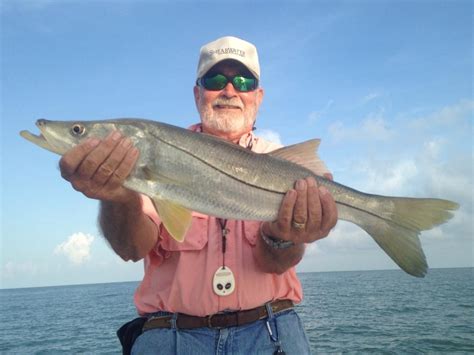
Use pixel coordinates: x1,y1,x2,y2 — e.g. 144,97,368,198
159,212,209,252
242,221,261,247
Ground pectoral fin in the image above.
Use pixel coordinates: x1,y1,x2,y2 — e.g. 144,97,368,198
151,197,192,242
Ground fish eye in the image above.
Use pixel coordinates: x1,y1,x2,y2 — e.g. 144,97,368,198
71,124,85,136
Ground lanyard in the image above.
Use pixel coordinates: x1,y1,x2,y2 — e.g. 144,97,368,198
216,135,253,269
217,218,228,268
212,135,254,297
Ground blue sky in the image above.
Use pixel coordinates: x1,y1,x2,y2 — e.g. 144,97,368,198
1,0,472,289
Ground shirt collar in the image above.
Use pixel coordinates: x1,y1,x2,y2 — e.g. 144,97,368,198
188,123,257,150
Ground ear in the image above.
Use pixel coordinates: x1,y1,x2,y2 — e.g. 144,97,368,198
255,87,264,108
193,85,200,109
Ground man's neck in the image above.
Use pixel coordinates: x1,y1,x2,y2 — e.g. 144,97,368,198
201,126,249,144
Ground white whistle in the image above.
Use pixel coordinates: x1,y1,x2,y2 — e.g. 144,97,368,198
212,266,235,296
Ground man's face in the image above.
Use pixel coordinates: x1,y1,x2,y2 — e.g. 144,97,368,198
193,60,264,141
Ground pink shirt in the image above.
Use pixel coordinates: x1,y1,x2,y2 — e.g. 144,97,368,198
134,124,329,317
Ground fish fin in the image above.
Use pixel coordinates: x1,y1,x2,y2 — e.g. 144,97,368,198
337,196,459,277
268,139,326,173
142,167,155,181
150,197,192,243
378,197,459,231
142,166,193,187
337,203,428,277
142,166,175,183
142,168,193,242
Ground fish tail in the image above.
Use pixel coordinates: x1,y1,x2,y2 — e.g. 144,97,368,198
382,197,459,231
337,197,459,277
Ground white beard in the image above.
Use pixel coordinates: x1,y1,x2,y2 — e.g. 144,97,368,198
199,98,257,135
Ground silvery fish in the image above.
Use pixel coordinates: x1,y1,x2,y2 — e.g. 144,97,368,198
20,118,459,277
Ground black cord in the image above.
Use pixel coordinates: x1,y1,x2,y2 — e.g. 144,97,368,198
217,218,228,268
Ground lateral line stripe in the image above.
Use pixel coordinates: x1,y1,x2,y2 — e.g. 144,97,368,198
150,131,286,195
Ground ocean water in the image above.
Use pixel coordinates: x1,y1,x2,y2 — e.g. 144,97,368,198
1,268,473,354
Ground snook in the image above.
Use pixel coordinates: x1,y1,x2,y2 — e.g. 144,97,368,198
20,118,459,277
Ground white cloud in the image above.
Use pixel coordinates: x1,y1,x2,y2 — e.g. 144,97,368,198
422,138,445,160
328,113,394,143
302,221,379,268
361,91,382,105
357,159,419,194
327,121,345,141
2,261,39,279
305,241,322,257
309,98,473,272
324,124,472,252
308,100,334,124
352,143,471,242
419,156,472,201
411,99,474,129
257,129,282,145
302,151,472,271
430,99,473,124
54,233,94,265
350,137,472,201
330,99,472,146
323,222,375,250
362,116,393,140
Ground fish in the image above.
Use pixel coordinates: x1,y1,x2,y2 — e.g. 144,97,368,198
20,118,459,277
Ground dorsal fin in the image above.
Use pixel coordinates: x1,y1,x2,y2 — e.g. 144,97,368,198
268,139,325,173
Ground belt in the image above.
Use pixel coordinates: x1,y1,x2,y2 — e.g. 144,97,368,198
142,299,294,331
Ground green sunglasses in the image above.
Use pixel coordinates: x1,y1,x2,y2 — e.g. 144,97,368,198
197,73,258,92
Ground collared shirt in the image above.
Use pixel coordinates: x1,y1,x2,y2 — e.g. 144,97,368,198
134,124,329,317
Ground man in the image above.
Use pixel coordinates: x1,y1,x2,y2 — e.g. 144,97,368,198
59,36,338,354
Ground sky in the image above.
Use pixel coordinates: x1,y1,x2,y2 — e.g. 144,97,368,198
1,0,472,289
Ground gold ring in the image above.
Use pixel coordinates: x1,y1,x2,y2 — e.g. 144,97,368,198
292,221,306,230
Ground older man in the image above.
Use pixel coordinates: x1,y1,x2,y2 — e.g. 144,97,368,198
59,36,337,354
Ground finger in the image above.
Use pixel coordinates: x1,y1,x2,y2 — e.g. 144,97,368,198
70,177,89,194
292,179,308,228
269,189,297,236
59,138,100,180
323,172,334,181
319,186,338,237
76,131,122,179
306,177,322,232
92,137,133,186
104,146,140,189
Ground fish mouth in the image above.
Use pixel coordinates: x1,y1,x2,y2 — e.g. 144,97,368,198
20,119,60,154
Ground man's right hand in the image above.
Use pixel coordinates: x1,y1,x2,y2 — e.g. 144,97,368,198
59,130,140,203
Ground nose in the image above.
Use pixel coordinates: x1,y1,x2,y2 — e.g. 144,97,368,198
220,81,238,97
37,118,49,127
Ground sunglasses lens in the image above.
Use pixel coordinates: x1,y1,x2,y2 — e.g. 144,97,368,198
202,74,228,90
232,76,257,92
201,74,257,92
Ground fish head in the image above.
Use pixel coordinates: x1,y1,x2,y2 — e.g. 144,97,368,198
20,119,126,155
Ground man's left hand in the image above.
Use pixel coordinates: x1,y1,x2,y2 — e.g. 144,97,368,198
262,176,338,244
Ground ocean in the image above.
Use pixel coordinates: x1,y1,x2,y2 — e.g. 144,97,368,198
1,268,473,354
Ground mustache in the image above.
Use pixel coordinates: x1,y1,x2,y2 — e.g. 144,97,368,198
212,98,243,109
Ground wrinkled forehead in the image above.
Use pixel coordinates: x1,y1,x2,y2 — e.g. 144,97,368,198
205,59,254,78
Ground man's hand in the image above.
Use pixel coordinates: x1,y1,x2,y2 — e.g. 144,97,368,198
262,175,338,244
59,130,140,203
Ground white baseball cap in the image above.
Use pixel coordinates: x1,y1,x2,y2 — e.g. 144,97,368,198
196,36,260,80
